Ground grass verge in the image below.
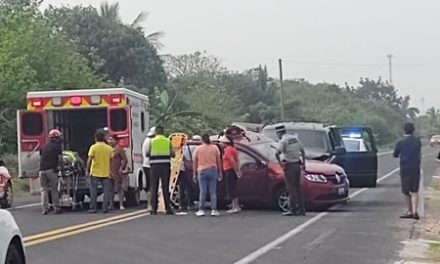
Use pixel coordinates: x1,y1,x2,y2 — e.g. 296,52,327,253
429,243,440,262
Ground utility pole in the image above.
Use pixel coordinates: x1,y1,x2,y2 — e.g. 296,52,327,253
387,54,393,85
278,58,285,121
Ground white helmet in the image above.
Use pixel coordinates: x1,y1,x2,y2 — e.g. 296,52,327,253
192,135,202,141
147,127,156,137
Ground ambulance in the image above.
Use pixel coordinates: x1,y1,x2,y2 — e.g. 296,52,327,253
17,88,149,206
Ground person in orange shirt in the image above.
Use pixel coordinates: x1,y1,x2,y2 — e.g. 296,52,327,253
219,135,241,214
193,134,222,217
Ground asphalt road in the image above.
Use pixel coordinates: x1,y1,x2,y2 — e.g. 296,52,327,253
9,148,439,264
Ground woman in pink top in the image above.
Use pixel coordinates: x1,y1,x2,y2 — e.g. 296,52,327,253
193,134,222,217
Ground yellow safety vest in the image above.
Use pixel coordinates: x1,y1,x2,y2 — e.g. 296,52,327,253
150,135,171,164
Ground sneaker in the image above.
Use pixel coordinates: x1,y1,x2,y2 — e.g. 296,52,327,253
196,210,205,217
42,211,48,216
400,212,413,219
227,208,240,214
211,210,220,217
282,211,294,216
120,205,125,210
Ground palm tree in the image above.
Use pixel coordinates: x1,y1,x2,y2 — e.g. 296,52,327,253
99,1,165,49
427,107,439,128
401,95,420,120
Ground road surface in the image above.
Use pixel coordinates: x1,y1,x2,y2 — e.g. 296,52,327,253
9,148,438,264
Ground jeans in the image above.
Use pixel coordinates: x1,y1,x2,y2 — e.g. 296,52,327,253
40,169,60,212
89,176,111,211
150,163,172,212
198,168,218,210
284,162,305,213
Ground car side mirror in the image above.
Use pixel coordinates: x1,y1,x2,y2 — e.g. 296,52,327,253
333,146,346,156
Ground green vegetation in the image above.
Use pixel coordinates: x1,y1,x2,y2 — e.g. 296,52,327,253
429,243,440,262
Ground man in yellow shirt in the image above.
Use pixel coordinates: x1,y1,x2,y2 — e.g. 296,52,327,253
86,130,113,214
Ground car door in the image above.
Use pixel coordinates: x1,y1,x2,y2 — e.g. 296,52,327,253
236,147,268,201
333,126,378,187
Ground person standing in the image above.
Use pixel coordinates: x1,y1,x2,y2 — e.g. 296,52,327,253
142,127,156,213
275,125,306,216
193,133,222,217
108,135,128,210
39,129,63,215
178,145,196,211
147,126,175,215
219,135,241,214
393,122,422,220
86,130,113,214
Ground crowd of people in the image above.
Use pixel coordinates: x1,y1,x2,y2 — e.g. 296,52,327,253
37,124,311,217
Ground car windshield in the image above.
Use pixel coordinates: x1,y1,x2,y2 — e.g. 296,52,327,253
249,142,278,162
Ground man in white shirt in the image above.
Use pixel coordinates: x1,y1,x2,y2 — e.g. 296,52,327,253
142,127,156,212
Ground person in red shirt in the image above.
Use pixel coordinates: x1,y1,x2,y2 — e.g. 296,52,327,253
220,135,241,214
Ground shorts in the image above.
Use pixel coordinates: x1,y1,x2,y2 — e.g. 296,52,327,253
112,174,128,193
225,169,238,199
400,167,420,195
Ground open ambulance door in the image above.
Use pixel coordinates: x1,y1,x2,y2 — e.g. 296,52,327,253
333,126,378,188
107,106,133,173
17,110,47,178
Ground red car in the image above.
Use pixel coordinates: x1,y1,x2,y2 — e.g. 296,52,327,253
0,160,13,209
173,130,349,211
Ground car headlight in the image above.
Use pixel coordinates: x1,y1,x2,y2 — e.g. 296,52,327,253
305,174,328,183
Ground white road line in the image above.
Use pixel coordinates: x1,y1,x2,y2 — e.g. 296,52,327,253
11,202,41,210
234,167,402,264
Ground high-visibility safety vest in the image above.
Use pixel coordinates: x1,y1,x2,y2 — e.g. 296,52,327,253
150,135,172,164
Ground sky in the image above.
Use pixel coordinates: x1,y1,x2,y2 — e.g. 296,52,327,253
42,0,440,111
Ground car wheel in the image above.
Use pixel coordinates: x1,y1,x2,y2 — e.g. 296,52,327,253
5,243,24,264
170,185,180,209
0,181,13,209
275,187,290,212
125,187,140,207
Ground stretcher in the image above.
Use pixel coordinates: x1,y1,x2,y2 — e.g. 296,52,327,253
157,133,188,213
57,151,87,210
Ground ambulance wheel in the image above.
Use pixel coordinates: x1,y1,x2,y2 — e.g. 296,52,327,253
125,188,140,207
0,181,13,209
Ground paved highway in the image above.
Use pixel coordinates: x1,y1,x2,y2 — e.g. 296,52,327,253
9,148,438,264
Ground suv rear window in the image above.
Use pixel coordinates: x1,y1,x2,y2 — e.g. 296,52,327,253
23,113,43,136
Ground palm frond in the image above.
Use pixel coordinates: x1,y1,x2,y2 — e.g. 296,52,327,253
131,11,149,27
100,1,120,21
146,31,165,50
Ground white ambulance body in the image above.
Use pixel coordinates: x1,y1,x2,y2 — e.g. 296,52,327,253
17,88,149,206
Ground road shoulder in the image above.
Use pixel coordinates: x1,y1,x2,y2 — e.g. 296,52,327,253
398,177,440,263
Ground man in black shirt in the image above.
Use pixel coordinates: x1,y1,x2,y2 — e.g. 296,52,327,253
40,129,63,215
393,122,422,220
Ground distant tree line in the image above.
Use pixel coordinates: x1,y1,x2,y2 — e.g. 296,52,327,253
0,0,427,154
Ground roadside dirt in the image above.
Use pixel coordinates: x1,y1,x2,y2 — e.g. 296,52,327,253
398,179,440,264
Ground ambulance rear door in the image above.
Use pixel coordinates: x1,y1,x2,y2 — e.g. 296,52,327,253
17,110,47,178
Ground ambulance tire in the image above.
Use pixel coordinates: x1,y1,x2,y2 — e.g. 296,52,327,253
125,187,140,207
